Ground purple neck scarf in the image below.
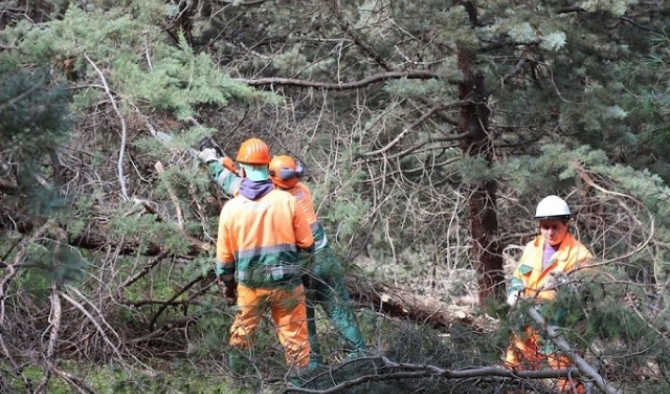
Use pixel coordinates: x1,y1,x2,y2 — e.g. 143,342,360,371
239,179,274,200
542,241,560,271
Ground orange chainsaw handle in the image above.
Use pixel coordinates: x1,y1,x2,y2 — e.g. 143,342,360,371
221,156,237,173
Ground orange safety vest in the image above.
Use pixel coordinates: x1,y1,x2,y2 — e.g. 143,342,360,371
216,189,314,288
509,233,593,302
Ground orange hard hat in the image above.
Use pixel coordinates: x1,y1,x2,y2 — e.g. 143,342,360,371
236,138,270,165
269,155,304,189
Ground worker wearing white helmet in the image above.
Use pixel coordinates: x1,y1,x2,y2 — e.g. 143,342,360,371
504,195,594,393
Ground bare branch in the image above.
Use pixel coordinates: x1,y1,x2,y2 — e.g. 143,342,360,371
51,367,98,394
85,54,129,200
117,251,170,291
219,0,267,4
284,355,582,394
0,221,53,393
148,273,210,330
361,102,469,158
619,16,661,33
35,285,61,393
238,70,440,90
59,289,133,368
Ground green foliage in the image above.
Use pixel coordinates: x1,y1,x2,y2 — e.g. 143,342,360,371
0,64,71,216
0,68,71,156
3,0,670,392
0,361,249,394
0,1,274,123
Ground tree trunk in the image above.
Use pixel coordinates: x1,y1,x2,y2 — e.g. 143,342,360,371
456,1,505,306
345,276,498,333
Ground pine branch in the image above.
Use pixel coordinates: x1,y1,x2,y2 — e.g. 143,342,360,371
525,306,622,394
329,0,459,125
330,0,391,71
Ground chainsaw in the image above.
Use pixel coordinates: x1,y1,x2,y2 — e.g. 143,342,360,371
154,130,236,173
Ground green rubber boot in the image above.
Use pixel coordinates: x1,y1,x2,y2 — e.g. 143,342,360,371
289,376,304,387
288,364,315,387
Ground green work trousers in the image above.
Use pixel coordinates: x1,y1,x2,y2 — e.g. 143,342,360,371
306,244,366,365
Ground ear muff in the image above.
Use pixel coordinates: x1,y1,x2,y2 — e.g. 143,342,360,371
295,161,305,178
277,161,305,180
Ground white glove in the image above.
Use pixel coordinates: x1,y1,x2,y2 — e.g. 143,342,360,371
543,271,568,290
507,291,520,308
198,148,218,163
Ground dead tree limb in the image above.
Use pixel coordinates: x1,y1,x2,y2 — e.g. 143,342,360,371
2,203,209,257
51,367,98,394
35,284,62,393
345,276,498,332
238,70,440,90
148,273,211,330
283,355,581,394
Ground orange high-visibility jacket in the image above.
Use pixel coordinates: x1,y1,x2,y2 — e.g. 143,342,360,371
287,182,317,225
285,182,331,250
217,189,315,289
208,158,329,251
508,233,593,302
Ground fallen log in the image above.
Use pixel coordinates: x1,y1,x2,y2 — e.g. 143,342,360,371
4,206,496,333
345,275,499,332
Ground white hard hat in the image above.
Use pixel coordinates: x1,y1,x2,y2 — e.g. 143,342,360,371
534,195,571,220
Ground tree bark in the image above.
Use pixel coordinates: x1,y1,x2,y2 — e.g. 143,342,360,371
457,1,505,306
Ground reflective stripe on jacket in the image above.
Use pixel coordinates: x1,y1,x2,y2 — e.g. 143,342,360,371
208,160,241,196
508,233,593,302
217,189,315,288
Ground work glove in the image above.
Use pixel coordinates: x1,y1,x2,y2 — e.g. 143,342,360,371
219,279,237,304
198,148,218,164
507,291,521,308
225,285,237,303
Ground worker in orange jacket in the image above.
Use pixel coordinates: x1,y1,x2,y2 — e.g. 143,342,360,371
199,149,367,367
267,155,366,366
214,138,314,380
505,195,594,393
